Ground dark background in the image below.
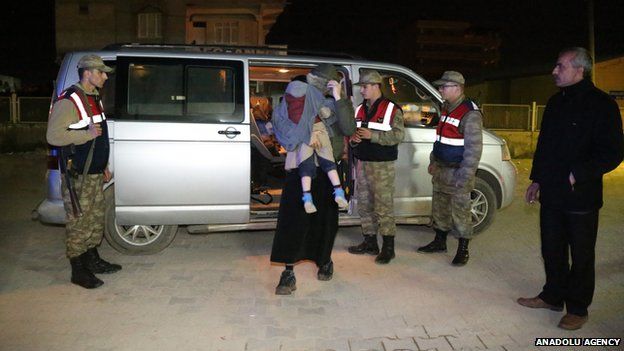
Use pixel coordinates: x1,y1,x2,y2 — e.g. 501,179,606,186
1,0,623,93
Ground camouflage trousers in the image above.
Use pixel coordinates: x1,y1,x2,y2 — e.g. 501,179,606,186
62,173,105,258
432,190,473,239
356,160,396,237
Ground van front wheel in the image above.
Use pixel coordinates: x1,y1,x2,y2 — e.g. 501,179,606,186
104,186,178,255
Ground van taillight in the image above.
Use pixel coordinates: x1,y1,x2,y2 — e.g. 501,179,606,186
47,147,59,170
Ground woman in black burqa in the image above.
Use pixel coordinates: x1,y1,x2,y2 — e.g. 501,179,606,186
270,64,355,295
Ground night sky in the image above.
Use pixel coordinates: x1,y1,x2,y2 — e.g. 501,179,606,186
268,0,624,78
1,0,622,91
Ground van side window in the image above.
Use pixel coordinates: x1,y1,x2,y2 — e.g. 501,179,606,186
187,66,236,116
366,69,439,128
128,64,184,116
117,58,244,123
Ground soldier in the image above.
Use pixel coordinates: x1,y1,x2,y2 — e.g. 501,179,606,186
46,54,122,289
417,71,483,266
347,70,405,264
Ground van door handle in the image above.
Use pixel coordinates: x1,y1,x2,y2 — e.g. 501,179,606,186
218,130,241,135
218,128,241,139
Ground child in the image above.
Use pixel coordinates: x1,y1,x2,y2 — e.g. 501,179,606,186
272,65,349,213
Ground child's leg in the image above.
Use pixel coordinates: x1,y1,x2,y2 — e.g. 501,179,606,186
301,176,312,193
299,157,317,214
320,162,348,209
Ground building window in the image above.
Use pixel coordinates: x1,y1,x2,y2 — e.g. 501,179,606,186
138,12,162,39
214,22,239,44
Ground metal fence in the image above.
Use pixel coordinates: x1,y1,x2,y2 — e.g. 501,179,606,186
481,104,532,130
18,97,50,123
0,96,10,123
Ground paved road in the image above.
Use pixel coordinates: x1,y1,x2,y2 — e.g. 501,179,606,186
0,151,622,350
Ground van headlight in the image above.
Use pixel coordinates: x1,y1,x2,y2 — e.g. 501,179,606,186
501,142,512,161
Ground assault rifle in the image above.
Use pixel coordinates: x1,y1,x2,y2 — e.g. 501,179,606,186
58,145,83,217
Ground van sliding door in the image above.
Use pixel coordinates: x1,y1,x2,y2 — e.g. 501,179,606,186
112,56,250,225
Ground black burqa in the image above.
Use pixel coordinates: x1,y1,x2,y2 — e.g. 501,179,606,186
270,167,338,266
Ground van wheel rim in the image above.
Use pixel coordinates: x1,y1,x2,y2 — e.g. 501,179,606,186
115,221,164,246
471,189,488,227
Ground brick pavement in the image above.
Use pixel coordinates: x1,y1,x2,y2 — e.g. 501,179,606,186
0,154,623,350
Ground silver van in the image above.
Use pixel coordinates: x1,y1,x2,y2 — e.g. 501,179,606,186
36,45,517,254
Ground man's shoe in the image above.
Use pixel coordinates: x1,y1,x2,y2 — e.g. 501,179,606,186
517,296,563,311
451,238,469,266
417,230,448,253
558,313,588,330
317,260,333,281
348,235,379,255
375,236,395,264
275,270,296,295
83,248,122,274
70,256,103,289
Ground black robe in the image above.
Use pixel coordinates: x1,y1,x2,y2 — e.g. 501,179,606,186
270,167,338,266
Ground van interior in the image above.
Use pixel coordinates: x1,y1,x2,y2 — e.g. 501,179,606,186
248,65,316,218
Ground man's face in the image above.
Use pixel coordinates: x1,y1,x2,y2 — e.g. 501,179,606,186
437,82,462,103
86,69,108,89
552,52,584,87
359,83,380,100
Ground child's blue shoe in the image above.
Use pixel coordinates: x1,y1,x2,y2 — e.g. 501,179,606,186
334,188,348,209
302,193,317,214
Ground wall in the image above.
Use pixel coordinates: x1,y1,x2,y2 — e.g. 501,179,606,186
467,55,624,106
596,57,624,108
0,124,48,153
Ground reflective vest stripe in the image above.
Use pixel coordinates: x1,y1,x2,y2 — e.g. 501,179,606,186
383,102,395,121
69,93,89,121
355,100,395,131
355,104,363,117
436,135,465,146
440,115,460,127
65,91,106,130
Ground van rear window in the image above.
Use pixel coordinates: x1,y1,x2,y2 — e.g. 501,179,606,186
117,58,244,123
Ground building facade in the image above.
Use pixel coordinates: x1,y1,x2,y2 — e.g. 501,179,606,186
398,20,501,81
55,0,286,59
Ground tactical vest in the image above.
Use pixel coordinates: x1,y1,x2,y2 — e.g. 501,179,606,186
352,97,400,161
59,85,110,173
432,99,479,163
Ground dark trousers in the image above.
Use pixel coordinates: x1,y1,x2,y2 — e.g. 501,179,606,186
538,206,599,316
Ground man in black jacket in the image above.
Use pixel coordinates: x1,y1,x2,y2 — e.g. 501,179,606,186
518,47,623,330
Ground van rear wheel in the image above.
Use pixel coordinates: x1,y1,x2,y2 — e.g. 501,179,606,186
471,177,497,234
104,186,178,255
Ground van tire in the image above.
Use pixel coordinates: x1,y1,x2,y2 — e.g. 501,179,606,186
104,186,178,255
471,177,497,234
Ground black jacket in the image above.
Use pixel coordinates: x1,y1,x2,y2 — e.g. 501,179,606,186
530,79,623,211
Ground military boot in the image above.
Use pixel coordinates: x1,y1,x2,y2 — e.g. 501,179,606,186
348,235,379,255
452,238,470,266
375,236,395,264
417,230,448,253
70,255,104,289
83,248,122,274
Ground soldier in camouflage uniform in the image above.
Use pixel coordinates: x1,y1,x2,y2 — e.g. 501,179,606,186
418,71,483,266
347,70,405,264
47,54,122,289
